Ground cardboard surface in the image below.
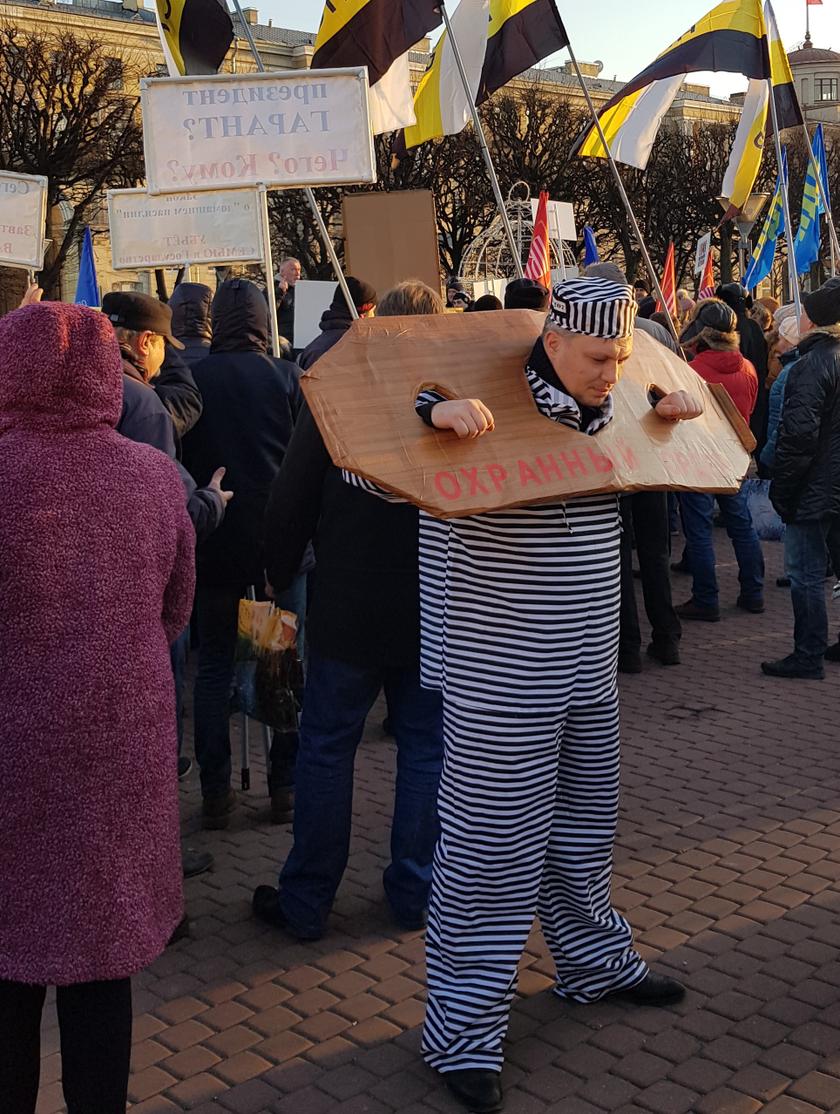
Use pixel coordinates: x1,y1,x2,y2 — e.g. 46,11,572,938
343,190,441,298
302,311,752,520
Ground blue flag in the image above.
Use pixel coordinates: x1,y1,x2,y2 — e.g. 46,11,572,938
814,124,830,214
583,226,600,266
744,150,787,291
74,226,99,307
794,127,828,275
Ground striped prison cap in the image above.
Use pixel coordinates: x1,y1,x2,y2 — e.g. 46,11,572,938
548,277,637,340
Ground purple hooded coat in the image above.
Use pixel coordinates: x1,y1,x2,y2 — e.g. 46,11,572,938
0,303,195,985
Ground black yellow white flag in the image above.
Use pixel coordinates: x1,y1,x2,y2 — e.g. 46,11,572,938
312,0,443,134
154,0,233,76
478,0,569,103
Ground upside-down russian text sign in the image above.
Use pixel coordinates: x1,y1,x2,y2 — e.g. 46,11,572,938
107,187,263,269
141,69,376,195
302,312,752,520
0,170,48,270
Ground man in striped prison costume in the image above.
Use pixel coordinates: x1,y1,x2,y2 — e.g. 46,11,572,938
346,278,702,1113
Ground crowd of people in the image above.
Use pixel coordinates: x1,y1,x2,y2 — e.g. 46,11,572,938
1,260,839,1114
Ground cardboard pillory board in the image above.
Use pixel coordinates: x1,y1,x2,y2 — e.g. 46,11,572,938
140,69,376,195
302,311,753,520
0,170,48,270
108,187,263,269
343,190,441,300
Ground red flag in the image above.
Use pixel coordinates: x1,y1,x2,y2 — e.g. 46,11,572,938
656,241,677,316
806,1,823,6
698,250,715,300
525,190,551,290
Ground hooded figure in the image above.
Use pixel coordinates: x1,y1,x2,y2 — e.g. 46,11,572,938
716,282,769,446
0,303,195,1111
182,279,309,829
169,281,214,367
297,276,377,371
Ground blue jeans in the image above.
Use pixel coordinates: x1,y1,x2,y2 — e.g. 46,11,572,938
680,487,764,609
277,652,444,937
194,576,306,797
785,520,833,665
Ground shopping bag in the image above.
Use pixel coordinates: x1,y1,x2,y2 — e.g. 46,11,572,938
744,478,785,542
233,599,303,732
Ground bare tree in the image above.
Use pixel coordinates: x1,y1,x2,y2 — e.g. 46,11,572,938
0,24,145,299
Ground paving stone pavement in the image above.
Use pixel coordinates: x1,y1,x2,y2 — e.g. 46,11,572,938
35,536,840,1113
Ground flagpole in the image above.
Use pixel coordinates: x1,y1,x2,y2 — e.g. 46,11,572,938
229,0,358,322
767,78,802,318
799,123,840,276
566,43,680,342
439,2,524,279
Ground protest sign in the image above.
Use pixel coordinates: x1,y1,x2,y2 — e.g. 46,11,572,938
344,191,441,298
141,69,376,194
0,170,48,270
530,199,576,243
694,231,712,275
293,281,339,350
302,312,752,519
107,187,263,269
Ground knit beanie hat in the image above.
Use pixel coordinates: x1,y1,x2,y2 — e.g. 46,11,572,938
331,276,377,313
803,277,840,327
504,277,550,311
548,277,637,339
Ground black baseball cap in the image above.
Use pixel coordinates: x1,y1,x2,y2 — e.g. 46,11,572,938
101,291,184,348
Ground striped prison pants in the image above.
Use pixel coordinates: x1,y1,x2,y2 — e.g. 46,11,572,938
422,694,647,1072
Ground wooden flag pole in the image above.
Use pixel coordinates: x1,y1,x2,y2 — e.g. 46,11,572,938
767,78,802,318
230,0,358,322
566,42,680,343
440,2,524,279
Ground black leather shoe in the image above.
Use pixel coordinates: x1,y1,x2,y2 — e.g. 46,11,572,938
252,886,322,940
824,641,840,662
618,649,643,674
776,576,791,588
736,595,765,614
182,847,213,878
676,599,720,622
647,641,680,666
443,1069,504,1113
270,786,294,825
761,655,824,680
670,558,690,574
606,971,686,1005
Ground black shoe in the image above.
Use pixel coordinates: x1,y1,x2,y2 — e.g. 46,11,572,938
618,649,643,674
442,1069,504,1113
182,847,214,878
776,576,791,588
167,914,190,946
177,755,193,781
676,599,721,622
736,595,765,614
670,559,690,574
201,788,237,831
270,786,294,825
647,641,681,666
825,641,840,662
605,971,686,1006
393,907,428,932
252,885,322,940
761,655,824,680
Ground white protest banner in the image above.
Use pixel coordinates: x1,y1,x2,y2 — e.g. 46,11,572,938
141,69,376,195
531,199,576,243
293,280,338,349
108,187,263,269
0,170,48,270
694,231,712,276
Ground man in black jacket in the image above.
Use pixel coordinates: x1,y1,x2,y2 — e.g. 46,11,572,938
763,278,840,680
169,282,213,368
253,292,444,941
275,257,301,349
182,278,308,829
297,276,376,371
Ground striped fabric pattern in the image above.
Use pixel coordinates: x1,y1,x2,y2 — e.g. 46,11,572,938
548,277,637,339
525,190,551,290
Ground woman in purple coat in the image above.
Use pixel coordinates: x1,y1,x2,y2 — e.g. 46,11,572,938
0,302,195,1112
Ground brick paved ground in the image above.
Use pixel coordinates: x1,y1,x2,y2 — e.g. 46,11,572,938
36,536,840,1113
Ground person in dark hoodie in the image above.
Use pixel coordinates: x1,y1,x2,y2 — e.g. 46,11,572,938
716,282,770,452
183,278,308,830
253,280,444,942
169,282,213,367
676,299,764,623
297,276,377,371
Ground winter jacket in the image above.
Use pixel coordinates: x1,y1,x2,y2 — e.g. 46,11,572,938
277,283,295,347
771,330,840,524
183,279,308,586
264,403,421,668
689,347,758,424
152,348,203,443
298,307,352,371
170,281,213,368
759,348,800,473
0,302,195,985
119,354,225,543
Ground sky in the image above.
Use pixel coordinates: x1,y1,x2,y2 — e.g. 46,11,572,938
263,0,837,101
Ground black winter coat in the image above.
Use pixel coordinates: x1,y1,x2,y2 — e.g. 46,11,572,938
170,282,213,369
183,279,306,586
297,308,352,371
264,404,421,668
152,349,203,443
771,331,840,524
